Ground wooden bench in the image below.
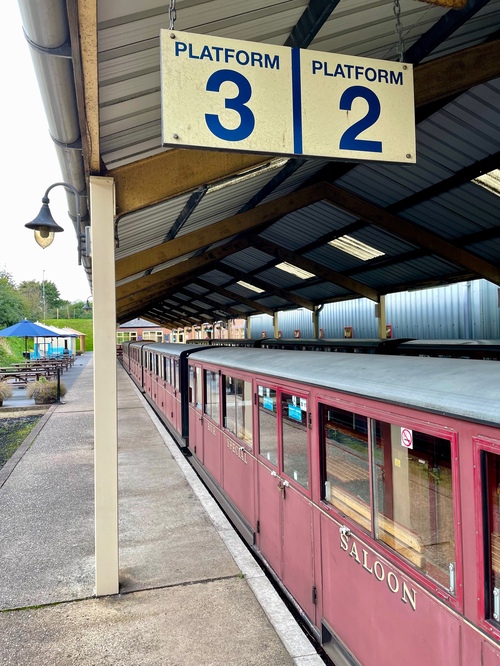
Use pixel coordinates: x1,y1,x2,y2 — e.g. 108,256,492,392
328,484,425,569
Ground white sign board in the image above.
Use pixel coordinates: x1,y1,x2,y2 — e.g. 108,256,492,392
401,428,413,449
161,30,415,164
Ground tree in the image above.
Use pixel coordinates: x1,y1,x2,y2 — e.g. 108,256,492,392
18,280,43,320
43,280,63,314
0,271,26,327
18,279,64,320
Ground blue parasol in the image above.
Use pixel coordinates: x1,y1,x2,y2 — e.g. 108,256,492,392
0,319,66,353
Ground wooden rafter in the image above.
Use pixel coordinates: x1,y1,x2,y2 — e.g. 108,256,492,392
322,183,500,286
219,264,316,311
250,236,379,302
194,279,275,317
177,289,245,319
115,183,324,281
116,237,252,303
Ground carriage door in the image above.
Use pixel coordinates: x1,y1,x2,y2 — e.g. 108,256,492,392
188,364,204,458
256,385,315,622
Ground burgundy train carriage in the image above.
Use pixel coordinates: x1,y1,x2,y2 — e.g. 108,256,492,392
177,347,500,666
121,340,155,387
143,343,214,443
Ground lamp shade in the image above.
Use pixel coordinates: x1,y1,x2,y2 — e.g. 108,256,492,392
25,199,65,234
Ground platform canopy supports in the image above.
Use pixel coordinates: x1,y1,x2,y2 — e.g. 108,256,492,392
376,295,387,340
90,176,119,596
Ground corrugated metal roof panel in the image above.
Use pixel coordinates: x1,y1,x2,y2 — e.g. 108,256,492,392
296,282,350,300
116,191,192,258
177,160,288,236
221,247,274,271
356,255,461,289
259,201,359,251
257,266,311,289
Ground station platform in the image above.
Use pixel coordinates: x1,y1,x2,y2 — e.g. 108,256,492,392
0,353,323,665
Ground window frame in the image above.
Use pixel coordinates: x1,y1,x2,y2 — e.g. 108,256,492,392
279,387,311,494
474,436,500,640
318,395,462,610
203,368,220,424
257,382,279,469
222,372,253,449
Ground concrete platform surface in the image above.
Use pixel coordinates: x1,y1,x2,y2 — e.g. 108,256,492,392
0,353,324,666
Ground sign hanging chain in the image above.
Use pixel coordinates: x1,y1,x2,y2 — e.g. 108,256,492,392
393,0,405,62
169,0,177,30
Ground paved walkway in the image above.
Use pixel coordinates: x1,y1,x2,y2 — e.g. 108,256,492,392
0,353,323,665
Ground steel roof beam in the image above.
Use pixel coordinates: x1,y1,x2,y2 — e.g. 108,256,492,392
143,185,208,277
285,0,342,49
404,0,492,64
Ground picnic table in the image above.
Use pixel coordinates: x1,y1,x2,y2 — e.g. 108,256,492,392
0,367,58,385
11,357,72,372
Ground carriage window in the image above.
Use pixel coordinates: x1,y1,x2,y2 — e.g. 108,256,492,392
258,386,277,466
373,421,455,591
163,357,170,384
204,370,220,424
282,393,308,489
189,366,195,405
174,360,179,390
196,367,202,410
321,405,370,530
154,354,159,376
483,451,500,624
224,375,252,445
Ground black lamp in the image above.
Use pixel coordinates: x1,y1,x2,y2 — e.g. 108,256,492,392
26,182,85,264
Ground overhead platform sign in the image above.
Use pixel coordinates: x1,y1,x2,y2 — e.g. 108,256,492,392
161,30,415,164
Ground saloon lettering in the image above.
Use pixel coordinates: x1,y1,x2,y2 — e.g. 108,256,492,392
226,437,248,464
340,531,417,610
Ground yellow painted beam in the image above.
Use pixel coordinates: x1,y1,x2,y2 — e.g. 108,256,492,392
109,149,272,216
76,0,100,174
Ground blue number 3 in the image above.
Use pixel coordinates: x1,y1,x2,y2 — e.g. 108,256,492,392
339,86,382,153
205,70,255,142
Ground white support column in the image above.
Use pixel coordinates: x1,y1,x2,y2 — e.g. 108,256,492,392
89,176,119,596
376,295,387,339
273,312,279,338
246,316,252,339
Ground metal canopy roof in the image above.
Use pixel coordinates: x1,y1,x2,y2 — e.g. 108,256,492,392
19,0,500,327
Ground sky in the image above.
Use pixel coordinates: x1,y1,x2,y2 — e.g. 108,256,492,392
0,3,91,303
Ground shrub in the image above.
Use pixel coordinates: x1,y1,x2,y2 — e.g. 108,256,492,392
26,377,67,403
0,381,13,403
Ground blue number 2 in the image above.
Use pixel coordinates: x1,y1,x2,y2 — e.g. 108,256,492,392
205,70,255,142
339,86,382,153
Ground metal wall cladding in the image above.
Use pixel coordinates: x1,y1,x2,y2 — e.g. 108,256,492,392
250,280,500,340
